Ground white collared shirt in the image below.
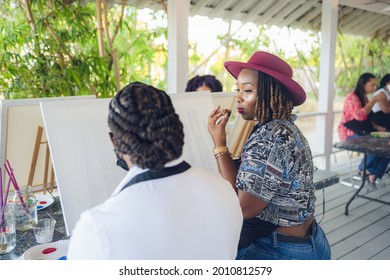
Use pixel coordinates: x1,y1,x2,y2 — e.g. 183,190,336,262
67,156,243,260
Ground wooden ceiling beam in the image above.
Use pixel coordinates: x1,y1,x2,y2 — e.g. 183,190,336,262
338,7,362,28
342,11,379,34
190,0,210,15
358,16,390,37
224,0,254,22
256,0,290,24
207,0,236,18
293,4,321,30
276,2,314,27
243,0,274,23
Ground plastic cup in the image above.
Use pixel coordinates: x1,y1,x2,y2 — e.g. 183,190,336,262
32,219,56,244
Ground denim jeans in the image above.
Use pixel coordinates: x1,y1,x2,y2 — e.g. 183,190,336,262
347,134,390,179
358,154,390,179
236,221,331,260
347,135,390,179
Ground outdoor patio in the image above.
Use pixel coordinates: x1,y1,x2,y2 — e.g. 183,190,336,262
316,155,390,260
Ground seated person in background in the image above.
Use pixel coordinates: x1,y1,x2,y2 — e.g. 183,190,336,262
338,73,381,140
338,73,389,186
185,74,223,92
371,74,390,131
67,81,243,260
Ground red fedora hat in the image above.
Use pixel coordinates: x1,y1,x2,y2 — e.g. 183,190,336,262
224,51,306,106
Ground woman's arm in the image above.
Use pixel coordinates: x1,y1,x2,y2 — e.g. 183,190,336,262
237,191,268,219
375,91,390,114
363,94,382,115
214,151,238,190
208,106,268,218
208,105,237,188
344,93,380,120
208,106,273,219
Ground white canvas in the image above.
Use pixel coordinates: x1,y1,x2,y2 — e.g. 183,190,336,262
0,96,95,188
170,92,217,173
40,99,126,236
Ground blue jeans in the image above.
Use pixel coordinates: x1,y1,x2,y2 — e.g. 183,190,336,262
348,135,390,179
358,154,390,179
236,221,331,260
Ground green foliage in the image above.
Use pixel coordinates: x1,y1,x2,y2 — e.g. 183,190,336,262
335,34,390,96
1,1,108,98
0,0,168,99
1,1,389,105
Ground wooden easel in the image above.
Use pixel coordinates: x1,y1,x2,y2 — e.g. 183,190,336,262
28,126,55,194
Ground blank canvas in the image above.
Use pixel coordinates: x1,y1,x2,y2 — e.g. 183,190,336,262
0,96,95,188
40,99,126,236
170,92,217,172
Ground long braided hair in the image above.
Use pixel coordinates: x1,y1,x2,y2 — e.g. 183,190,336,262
108,82,184,170
254,71,294,124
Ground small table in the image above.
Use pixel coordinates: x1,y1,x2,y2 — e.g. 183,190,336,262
334,135,390,215
0,195,68,260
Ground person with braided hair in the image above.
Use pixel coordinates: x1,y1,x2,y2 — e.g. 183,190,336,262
207,51,331,260
67,82,242,260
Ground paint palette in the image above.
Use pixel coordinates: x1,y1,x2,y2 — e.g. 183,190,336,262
370,131,390,138
35,194,55,210
20,239,69,260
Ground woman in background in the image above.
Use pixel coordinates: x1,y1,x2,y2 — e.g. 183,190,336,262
338,73,388,186
185,74,223,92
371,74,390,131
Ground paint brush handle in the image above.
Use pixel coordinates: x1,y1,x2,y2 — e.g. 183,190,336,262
4,161,30,214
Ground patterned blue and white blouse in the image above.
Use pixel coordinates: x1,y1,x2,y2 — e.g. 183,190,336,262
236,115,316,227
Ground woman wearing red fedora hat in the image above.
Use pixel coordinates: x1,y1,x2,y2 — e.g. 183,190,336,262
208,51,331,260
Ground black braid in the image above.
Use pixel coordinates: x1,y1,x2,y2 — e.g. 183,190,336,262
108,82,184,170
255,71,293,123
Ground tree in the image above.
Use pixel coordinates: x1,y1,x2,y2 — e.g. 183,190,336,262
336,33,390,96
1,1,389,104
0,0,168,99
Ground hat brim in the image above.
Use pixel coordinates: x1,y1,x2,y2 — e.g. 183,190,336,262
224,61,306,106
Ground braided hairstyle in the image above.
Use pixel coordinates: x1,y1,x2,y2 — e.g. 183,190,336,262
255,70,294,124
108,82,184,170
